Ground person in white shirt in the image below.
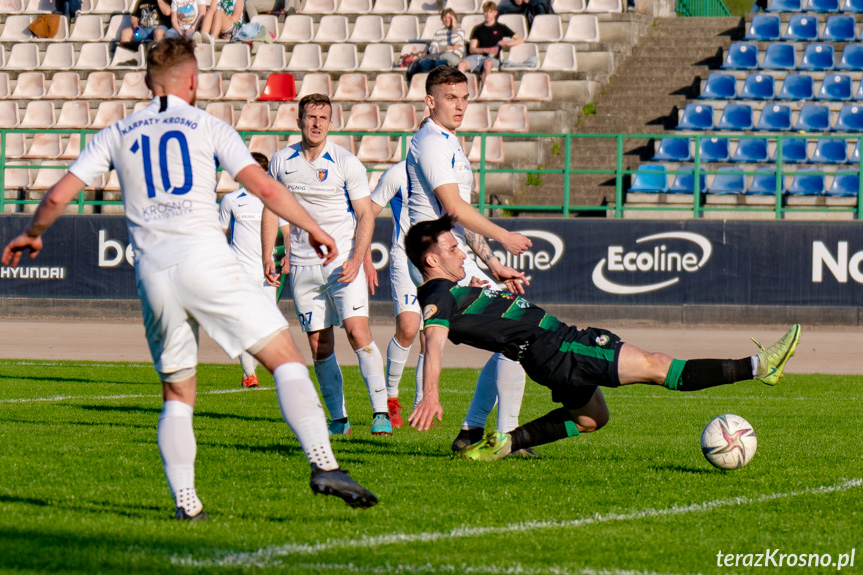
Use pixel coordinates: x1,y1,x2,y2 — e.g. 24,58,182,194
219,151,277,389
262,94,392,437
406,65,535,455
1,38,377,518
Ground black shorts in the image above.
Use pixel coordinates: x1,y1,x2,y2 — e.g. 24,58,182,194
520,325,622,409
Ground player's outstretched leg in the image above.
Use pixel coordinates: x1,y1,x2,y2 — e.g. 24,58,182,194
158,398,209,520
354,341,392,436
386,335,410,428
239,351,259,388
451,355,499,452
313,353,350,435
752,324,801,386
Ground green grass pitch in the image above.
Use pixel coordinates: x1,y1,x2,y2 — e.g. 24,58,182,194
1,358,861,574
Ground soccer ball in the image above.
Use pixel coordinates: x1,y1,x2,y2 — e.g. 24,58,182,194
700,414,757,470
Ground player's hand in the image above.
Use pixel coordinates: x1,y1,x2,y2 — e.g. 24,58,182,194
263,259,281,287
365,262,378,295
338,257,362,284
308,227,338,265
1,233,42,268
408,396,443,431
501,231,532,255
468,276,490,288
489,263,530,295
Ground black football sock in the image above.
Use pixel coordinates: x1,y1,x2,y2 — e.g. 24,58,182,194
509,408,580,451
663,358,753,391
451,427,485,451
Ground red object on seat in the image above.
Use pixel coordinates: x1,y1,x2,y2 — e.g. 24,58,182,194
258,74,296,101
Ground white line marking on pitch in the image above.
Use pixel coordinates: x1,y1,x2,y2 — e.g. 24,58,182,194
0,387,274,404
173,478,862,568
287,562,721,575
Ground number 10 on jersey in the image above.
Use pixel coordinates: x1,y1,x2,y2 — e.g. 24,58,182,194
130,131,194,198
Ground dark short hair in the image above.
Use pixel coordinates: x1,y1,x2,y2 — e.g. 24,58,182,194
298,93,332,119
441,7,457,20
147,36,196,79
405,214,457,273
251,151,269,171
425,65,468,95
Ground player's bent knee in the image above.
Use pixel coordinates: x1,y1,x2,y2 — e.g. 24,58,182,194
160,367,196,384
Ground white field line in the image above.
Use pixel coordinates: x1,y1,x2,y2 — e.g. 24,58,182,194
0,360,234,370
286,563,723,575
173,478,862,569
0,387,274,404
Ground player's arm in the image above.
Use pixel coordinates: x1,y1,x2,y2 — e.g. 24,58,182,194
408,325,447,431
260,207,281,286
339,194,375,284
464,228,529,295
1,173,85,267
363,248,377,295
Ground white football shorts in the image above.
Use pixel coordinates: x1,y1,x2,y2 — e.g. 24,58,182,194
246,272,278,302
390,246,420,317
289,259,369,333
137,252,288,375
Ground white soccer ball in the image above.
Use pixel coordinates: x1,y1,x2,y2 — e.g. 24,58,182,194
700,414,757,470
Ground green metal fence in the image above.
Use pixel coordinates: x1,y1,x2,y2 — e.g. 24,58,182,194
1,128,861,220
676,0,732,17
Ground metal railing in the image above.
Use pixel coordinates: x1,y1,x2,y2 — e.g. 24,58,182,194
677,0,732,17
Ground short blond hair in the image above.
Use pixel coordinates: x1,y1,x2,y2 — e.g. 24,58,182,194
481,1,497,11
146,36,196,79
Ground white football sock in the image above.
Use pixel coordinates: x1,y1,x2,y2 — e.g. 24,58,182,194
494,354,526,433
751,355,761,377
386,336,411,398
355,341,388,413
273,362,338,471
158,400,202,515
462,355,499,430
314,353,347,420
239,351,258,378
414,353,425,409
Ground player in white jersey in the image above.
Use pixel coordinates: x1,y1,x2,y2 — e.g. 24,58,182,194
368,161,423,427
262,93,392,437
219,151,277,389
406,65,536,454
1,38,377,517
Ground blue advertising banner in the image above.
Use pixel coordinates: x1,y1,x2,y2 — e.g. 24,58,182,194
2,216,862,306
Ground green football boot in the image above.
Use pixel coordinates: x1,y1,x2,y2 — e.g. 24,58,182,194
458,431,513,461
753,324,802,386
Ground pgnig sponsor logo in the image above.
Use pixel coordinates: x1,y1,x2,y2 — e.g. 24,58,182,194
593,232,713,295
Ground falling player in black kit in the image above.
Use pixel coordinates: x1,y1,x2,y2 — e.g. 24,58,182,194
403,214,802,461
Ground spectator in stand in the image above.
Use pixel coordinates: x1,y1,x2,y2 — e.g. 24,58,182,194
200,0,245,42
55,0,81,22
165,0,208,40
457,1,523,88
120,0,171,47
497,0,554,31
407,8,466,84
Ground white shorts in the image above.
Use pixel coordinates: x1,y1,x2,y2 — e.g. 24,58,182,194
289,259,369,333
390,246,420,317
246,271,278,302
137,253,288,375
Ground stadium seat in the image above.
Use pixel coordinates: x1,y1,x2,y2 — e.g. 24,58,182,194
504,43,540,70
251,45,286,71
12,72,45,99
351,15,385,42
678,103,715,130
784,14,818,41
23,133,60,159
766,0,802,10
773,137,809,162
287,44,323,72
333,73,369,101
699,137,731,162
652,137,692,161
297,0,336,13
21,101,55,128
527,14,563,42
669,168,707,194
3,132,25,158
31,161,67,190
110,44,144,69
117,71,151,100
46,71,80,99
55,101,89,128
851,139,862,161
585,0,622,11
461,103,492,131
224,73,260,100
248,134,280,158
811,138,849,163
341,0,373,11
386,15,420,42
818,74,852,100
854,81,863,100
0,15,33,41
406,0,437,13
259,74,296,101
716,103,753,130
344,103,381,130
314,15,349,42
280,15,314,42
629,164,668,193
104,15,131,42
216,170,240,193
499,14,528,39
205,102,235,126
796,104,832,131
356,135,393,162
73,43,108,70
741,74,775,100
196,72,223,100
272,103,299,131
445,0,478,12
477,73,515,101
777,74,814,100
805,0,840,11
700,73,737,99
514,72,552,101
762,43,796,70
467,135,504,163
381,103,418,131
235,103,271,131
731,137,769,162
843,0,863,11
837,44,863,70
826,170,859,195
296,73,332,99
88,0,128,13
722,43,758,70
59,134,87,159
823,15,856,40
747,14,781,40
492,104,529,132
553,0,586,11
194,43,214,71
250,14,279,38
756,104,792,130
359,44,396,72
369,74,407,101
748,168,784,194
132,102,149,114
322,44,359,72
0,0,23,12
81,71,116,99
800,44,835,70
460,15,484,35
406,73,427,100
788,172,826,195
0,101,19,126
540,43,577,71
563,14,599,42
373,0,407,12
5,44,38,70
707,167,746,194
69,14,104,41
419,14,444,40
215,43,251,70
91,101,125,129
0,73,8,98
834,104,863,130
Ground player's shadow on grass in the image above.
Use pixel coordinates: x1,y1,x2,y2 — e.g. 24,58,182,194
0,493,49,506
652,463,714,475
76,404,162,415
2,416,153,430
200,441,305,457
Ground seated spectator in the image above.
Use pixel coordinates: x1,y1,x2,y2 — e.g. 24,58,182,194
165,0,208,40
458,1,523,88
200,0,245,42
497,0,553,31
245,0,288,18
120,0,171,47
407,8,466,83
54,0,81,22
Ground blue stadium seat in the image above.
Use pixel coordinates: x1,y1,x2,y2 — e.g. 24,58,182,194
834,104,863,130
707,167,746,194
717,103,755,130
851,139,861,161
817,74,853,100
700,73,737,99
653,137,692,161
784,14,819,41
699,137,731,162
722,43,759,70
741,74,775,100
842,0,863,12
805,0,840,11
746,14,782,40
732,137,769,162
789,171,826,195
678,103,715,130
669,168,707,194
756,104,793,130
777,74,814,100
811,138,849,162
773,138,810,163
827,170,859,196
796,104,832,131
629,164,668,193
748,168,785,194
854,81,863,100
836,44,863,70
822,15,857,40
762,44,797,70
766,0,802,10
800,44,836,70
